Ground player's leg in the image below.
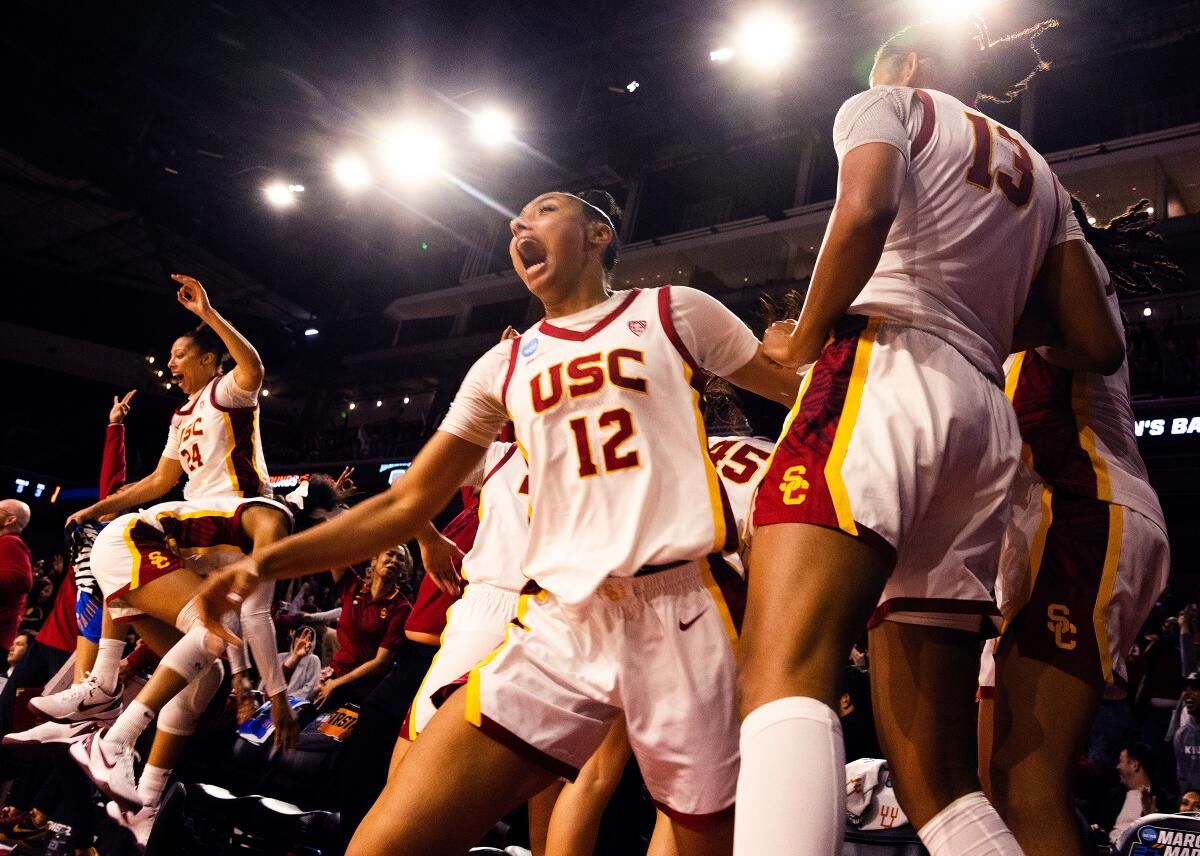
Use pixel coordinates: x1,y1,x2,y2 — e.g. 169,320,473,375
345,687,557,856
646,810,676,856
543,716,631,856
735,522,890,855
988,638,1098,856
526,780,564,856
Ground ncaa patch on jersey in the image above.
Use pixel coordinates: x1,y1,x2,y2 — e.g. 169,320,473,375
521,337,539,358
628,320,647,336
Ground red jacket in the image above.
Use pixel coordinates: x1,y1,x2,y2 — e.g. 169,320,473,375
0,535,32,651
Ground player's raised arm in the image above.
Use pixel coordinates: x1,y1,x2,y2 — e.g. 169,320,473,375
171,274,265,392
765,142,906,371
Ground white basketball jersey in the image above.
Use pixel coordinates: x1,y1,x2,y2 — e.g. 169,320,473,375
845,87,1067,385
505,287,736,604
461,441,531,591
708,435,775,576
164,374,271,501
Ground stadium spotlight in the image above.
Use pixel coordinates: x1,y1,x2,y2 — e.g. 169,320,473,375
473,108,516,147
625,80,640,93
735,10,797,71
262,388,270,397
1143,306,1153,317
379,123,445,184
1146,206,1156,215
334,155,371,190
375,400,383,408
146,355,155,364
264,182,297,207
349,402,357,411
710,47,736,63
403,396,410,405
304,327,319,337
919,0,989,20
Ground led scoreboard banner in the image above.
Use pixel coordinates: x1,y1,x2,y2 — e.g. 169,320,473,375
1133,398,1200,452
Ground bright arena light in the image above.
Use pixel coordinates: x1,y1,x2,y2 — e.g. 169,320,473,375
379,124,445,184
262,388,270,397
304,327,319,337
473,108,516,147
735,10,798,71
919,0,989,21
402,396,410,405
348,402,357,411
710,47,736,63
375,400,383,408
264,182,297,208
1144,306,1153,317
334,155,371,190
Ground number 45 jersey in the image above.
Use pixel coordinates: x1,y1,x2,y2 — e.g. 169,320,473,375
500,287,750,604
835,85,1074,387
162,373,271,500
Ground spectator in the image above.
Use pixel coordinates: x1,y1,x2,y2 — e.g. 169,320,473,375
0,633,30,695
1171,673,1200,792
313,546,415,709
1181,790,1200,813
271,626,322,701
1110,743,1160,845
0,500,33,664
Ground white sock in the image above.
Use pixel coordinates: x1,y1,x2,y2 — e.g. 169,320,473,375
919,791,1023,856
137,764,170,807
733,697,844,856
92,639,125,694
103,700,155,752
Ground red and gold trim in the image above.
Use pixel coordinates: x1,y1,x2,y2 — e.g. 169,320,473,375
538,289,640,342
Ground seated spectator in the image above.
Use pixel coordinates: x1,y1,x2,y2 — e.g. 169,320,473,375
312,546,415,709
1181,790,1200,813
1111,743,1161,845
1173,673,1200,793
0,633,29,695
269,626,322,702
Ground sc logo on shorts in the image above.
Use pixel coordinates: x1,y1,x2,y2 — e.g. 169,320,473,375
779,465,810,506
1046,603,1077,651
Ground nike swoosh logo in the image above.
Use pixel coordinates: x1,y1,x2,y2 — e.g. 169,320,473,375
79,697,119,713
93,735,118,770
679,611,707,632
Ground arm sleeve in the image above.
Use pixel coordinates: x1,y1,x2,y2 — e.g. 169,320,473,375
99,424,127,499
161,422,182,461
214,373,259,409
303,607,342,625
833,86,919,165
438,343,511,448
668,288,760,377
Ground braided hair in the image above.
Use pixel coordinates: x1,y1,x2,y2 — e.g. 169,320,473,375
874,17,1059,104
1070,198,1184,297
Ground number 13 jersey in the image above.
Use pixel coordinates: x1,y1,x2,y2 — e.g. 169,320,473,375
834,85,1073,386
162,373,271,501
441,286,759,605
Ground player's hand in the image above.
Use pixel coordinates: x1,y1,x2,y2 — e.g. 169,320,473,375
500,326,519,341
269,691,300,752
334,466,356,499
762,319,814,371
233,675,257,724
195,559,262,646
66,507,98,528
108,390,136,425
171,274,214,319
418,531,465,596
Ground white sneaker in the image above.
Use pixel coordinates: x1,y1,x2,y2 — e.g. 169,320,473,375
70,729,142,809
106,799,158,852
29,673,121,723
2,719,96,746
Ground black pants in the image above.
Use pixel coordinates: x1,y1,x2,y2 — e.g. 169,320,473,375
337,642,438,845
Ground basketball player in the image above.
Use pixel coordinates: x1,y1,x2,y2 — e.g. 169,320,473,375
195,189,800,856
736,19,1126,855
979,199,1175,855
53,274,294,743
72,476,341,847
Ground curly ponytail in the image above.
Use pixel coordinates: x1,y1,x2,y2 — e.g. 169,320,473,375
972,19,1059,104
1071,197,1184,297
